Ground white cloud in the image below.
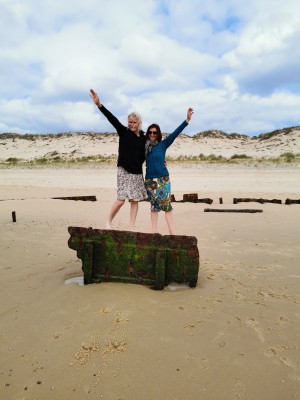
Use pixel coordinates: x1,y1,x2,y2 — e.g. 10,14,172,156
0,0,300,136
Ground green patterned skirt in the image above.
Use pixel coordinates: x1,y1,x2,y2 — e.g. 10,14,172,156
144,175,173,212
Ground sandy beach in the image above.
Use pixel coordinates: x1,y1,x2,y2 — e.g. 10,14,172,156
1,161,300,400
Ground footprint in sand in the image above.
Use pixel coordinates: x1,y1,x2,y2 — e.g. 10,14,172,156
105,339,127,353
234,290,246,300
279,357,297,368
279,315,294,324
264,345,299,378
99,307,112,314
52,325,72,340
115,317,129,323
246,317,265,343
70,340,101,366
233,381,247,399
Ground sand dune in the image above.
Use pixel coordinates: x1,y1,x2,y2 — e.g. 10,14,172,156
1,126,300,162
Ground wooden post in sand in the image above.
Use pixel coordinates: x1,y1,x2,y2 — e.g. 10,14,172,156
12,211,16,222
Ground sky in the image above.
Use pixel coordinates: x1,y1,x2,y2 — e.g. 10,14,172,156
1,0,300,136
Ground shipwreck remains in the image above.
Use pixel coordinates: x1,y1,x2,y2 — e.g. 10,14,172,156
204,208,263,213
52,196,97,201
233,198,281,204
285,198,300,205
68,227,199,290
170,193,213,204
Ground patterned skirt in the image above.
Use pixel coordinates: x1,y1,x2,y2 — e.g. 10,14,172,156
144,175,173,212
117,167,148,201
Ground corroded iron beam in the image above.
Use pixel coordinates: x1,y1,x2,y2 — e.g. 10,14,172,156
183,193,199,203
68,227,200,290
233,198,281,204
53,196,97,201
285,198,300,205
197,198,213,204
204,208,263,213
170,194,213,204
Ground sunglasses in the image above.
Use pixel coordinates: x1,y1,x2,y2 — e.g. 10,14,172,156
149,130,158,135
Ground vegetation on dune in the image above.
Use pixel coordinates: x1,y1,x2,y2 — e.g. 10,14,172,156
254,126,300,140
0,132,117,140
279,152,297,162
1,152,300,167
2,153,117,166
166,152,300,164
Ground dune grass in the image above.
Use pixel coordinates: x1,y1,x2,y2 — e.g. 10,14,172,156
165,152,300,164
1,152,300,168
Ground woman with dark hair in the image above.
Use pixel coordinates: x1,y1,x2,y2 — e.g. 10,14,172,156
144,107,194,234
90,89,147,230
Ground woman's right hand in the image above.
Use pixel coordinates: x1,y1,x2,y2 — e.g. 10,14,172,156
90,89,102,107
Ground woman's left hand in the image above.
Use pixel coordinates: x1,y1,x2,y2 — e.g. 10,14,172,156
186,107,194,122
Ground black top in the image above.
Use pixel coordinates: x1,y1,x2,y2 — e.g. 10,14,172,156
98,105,145,174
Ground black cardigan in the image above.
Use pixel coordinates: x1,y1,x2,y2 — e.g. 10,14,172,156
98,105,145,174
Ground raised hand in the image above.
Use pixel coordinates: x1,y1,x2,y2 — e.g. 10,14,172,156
90,89,101,107
186,107,194,122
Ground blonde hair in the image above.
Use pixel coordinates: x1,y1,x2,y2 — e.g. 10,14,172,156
128,112,142,131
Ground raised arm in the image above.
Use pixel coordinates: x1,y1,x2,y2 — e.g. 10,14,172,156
90,88,125,133
163,107,194,149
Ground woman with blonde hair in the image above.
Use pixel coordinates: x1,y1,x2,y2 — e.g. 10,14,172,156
90,89,147,230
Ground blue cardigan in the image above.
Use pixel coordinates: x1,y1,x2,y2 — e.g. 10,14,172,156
145,120,188,179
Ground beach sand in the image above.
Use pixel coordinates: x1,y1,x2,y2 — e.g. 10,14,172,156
1,164,300,399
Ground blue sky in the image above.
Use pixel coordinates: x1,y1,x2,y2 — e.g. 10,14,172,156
1,0,300,136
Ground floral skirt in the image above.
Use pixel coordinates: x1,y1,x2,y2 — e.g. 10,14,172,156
144,175,173,212
117,167,147,201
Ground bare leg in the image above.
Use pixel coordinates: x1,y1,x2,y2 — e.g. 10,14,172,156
165,211,175,235
151,211,158,233
106,199,125,229
129,201,138,231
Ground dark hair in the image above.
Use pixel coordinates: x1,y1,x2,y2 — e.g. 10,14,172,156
146,123,162,142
